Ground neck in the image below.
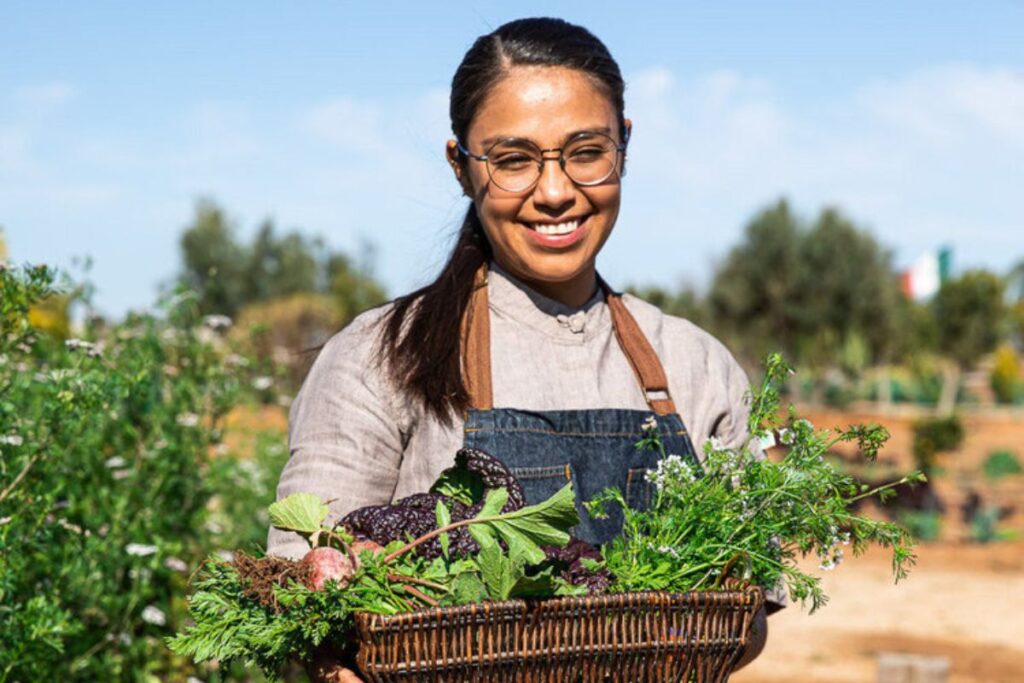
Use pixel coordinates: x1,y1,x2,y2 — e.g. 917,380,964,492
494,261,598,308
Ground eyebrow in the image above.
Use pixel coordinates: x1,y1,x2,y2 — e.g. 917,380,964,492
479,127,613,150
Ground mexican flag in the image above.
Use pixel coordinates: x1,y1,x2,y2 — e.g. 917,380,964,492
900,248,952,301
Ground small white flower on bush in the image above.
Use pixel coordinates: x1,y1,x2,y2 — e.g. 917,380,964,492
252,376,273,391
217,550,234,562
0,434,23,446
176,412,199,428
225,353,249,368
141,605,166,626
645,455,696,492
202,314,233,331
641,415,658,433
104,456,127,469
125,543,158,557
164,556,188,573
656,544,681,559
65,338,102,357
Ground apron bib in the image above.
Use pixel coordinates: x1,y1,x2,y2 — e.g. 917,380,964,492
460,266,701,545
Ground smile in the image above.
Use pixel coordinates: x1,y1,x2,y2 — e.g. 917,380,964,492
521,214,592,248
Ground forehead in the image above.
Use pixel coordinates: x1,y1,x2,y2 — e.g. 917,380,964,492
468,66,618,147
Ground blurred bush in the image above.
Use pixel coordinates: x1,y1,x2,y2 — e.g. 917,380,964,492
990,344,1022,404
0,264,288,682
911,415,964,474
982,450,1023,480
898,510,943,542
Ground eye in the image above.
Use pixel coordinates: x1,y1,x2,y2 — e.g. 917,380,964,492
568,146,607,162
491,153,535,170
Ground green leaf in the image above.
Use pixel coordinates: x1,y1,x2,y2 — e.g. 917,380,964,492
430,467,485,506
479,487,509,517
435,500,451,559
268,493,329,535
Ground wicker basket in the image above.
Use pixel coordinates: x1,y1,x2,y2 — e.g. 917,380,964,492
354,584,764,682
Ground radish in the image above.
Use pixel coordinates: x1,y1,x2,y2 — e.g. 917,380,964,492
300,547,356,591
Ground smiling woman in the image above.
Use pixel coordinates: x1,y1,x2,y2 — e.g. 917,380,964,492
268,16,774,681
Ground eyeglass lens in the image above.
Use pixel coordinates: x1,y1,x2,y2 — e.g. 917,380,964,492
485,133,619,192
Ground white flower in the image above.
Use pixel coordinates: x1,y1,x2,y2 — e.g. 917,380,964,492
205,520,224,534
65,338,99,355
141,605,166,626
0,516,12,525
779,428,795,445
125,543,158,557
202,314,233,331
252,376,273,391
656,544,681,559
217,550,234,562
164,556,188,573
705,436,725,453
104,456,127,469
225,353,249,368
176,412,199,427
187,677,204,683
641,415,658,433
645,455,696,492
0,434,23,446
112,469,132,480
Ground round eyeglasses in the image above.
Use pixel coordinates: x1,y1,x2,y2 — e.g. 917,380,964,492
456,131,627,193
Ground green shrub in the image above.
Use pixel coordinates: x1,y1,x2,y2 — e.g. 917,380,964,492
990,345,1022,404
911,415,964,473
0,264,280,681
898,510,943,542
983,450,1023,480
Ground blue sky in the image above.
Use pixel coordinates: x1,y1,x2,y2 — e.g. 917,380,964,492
2,1,1022,317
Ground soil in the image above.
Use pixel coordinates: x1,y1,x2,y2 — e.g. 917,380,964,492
233,552,310,612
731,540,1024,683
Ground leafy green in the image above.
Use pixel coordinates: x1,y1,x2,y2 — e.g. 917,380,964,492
268,493,329,535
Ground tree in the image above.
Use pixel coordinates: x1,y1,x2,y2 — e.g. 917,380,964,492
708,199,804,363
933,270,1006,369
793,207,904,371
179,199,248,316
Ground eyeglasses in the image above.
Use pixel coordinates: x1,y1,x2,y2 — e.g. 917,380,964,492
456,131,627,193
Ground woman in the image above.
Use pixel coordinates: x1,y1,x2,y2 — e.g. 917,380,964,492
270,17,775,681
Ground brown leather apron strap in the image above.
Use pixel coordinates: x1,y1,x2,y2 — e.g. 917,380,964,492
598,277,678,416
462,264,493,411
462,265,677,416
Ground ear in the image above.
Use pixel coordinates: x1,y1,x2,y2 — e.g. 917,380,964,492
446,139,472,196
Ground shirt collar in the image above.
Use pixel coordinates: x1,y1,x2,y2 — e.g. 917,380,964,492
487,261,610,343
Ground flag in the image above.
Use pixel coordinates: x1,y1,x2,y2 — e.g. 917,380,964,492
900,247,951,301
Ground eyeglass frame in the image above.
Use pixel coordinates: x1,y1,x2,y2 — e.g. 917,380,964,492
455,129,630,193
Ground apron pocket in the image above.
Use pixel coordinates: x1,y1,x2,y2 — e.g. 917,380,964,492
510,464,574,506
625,467,655,510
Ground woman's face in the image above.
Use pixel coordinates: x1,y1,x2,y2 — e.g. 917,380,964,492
447,66,630,305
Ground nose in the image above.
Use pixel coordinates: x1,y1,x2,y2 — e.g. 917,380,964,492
532,153,576,211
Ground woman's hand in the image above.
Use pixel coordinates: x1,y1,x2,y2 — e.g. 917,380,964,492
305,647,364,683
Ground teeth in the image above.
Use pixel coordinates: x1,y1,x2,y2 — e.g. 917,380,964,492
532,219,580,235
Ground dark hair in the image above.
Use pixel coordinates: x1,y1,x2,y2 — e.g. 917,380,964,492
378,17,626,423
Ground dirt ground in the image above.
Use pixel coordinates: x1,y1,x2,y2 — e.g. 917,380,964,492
730,406,1024,683
732,539,1024,683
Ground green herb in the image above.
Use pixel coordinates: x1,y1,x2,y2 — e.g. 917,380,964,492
168,483,579,677
590,353,920,612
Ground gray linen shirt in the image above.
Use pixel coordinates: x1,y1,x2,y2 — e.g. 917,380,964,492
267,264,756,561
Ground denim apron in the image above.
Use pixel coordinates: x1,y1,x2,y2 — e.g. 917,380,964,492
460,267,702,545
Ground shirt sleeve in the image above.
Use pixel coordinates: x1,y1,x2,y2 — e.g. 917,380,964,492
266,311,407,560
